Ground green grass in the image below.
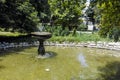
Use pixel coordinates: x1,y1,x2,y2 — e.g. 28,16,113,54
0,31,113,43
0,32,27,37
49,32,111,42
0,46,120,80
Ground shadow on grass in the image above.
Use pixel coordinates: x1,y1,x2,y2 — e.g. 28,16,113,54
97,61,120,80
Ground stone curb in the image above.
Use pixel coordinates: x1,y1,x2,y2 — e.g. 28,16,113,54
0,41,120,51
44,41,120,51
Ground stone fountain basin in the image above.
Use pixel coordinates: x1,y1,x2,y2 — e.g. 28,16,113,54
31,32,52,40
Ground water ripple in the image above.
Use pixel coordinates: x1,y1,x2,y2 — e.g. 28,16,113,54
78,53,88,67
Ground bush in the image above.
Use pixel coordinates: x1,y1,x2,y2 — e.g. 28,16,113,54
44,25,70,36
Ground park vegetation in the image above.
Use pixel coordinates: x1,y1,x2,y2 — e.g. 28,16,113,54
89,0,120,42
0,0,120,42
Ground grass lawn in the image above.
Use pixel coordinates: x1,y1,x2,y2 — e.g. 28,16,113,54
0,32,27,37
0,31,113,43
49,33,111,42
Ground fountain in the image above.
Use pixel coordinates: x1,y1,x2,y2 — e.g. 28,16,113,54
31,32,52,58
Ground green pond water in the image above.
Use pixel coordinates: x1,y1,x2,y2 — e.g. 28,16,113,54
0,46,120,80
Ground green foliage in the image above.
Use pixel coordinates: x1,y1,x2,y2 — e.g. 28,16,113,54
0,31,26,37
0,0,48,33
18,1,39,22
30,0,51,23
17,1,40,32
77,23,87,31
85,7,95,24
0,0,6,3
48,0,86,30
45,26,70,36
49,32,108,42
90,0,120,41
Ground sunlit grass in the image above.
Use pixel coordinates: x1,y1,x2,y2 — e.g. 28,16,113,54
0,31,112,42
0,32,27,37
49,33,111,42
0,46,120,80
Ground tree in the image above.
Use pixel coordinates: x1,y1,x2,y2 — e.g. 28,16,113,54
30,0,51,23
0,0,40,33
48,0,86,32
17,0,40,32
90,0,120,41
85,7,95,24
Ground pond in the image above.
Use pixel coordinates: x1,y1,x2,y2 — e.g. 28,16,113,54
0,46,120,80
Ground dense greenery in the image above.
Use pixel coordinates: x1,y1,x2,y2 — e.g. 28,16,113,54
0,0,39,32
30,0,51,23
48,0,86,31
90,0,120,41
0,0,86,33
48,32,111,42
0,0,51,33
0,0,120,41
85,7,95,25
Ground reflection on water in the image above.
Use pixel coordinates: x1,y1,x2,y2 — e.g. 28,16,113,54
78,53,88,67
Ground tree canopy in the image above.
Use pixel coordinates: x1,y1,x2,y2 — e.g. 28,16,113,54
48,0,86,30
90,0,120,41
0,0,86,33
0,0,119,41
0,0,51,33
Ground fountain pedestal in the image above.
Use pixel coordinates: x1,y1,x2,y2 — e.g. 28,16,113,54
31,32,52,56
38,40,45,55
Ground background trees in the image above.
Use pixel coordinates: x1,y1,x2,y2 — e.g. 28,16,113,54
0,0,50,33
85,7,95,25
0,0,86,34
48,0,86,31
17,0,40,32
0,0,119,41
30,0,51,23
0,0,40,32
90,0,120,41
